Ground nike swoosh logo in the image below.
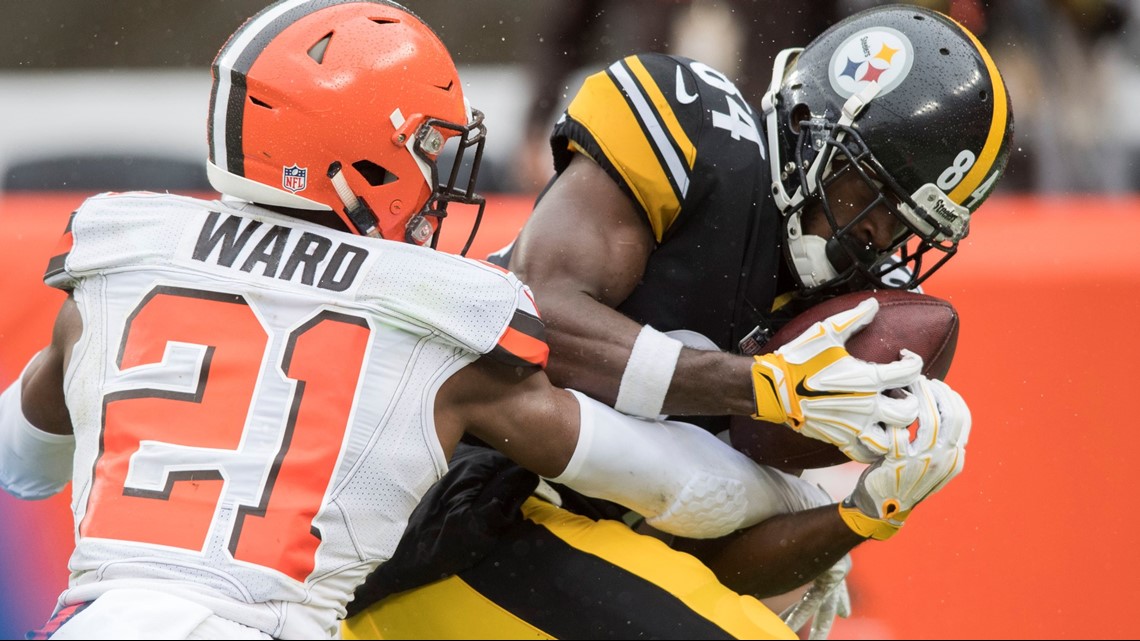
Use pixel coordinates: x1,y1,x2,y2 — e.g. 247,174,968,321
675,66,698,105
795,379,852,399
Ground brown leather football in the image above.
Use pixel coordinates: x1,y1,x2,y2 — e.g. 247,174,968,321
730,289,959,470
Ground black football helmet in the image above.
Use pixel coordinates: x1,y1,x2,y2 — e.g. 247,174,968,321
761,4,1014,293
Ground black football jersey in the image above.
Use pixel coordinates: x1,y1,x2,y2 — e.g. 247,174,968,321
550,53,787,354
364,55,802,599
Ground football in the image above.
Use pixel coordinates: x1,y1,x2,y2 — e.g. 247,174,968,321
730,289,959,470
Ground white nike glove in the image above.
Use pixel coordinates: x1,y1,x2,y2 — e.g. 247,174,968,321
751,297,923,463
839,377,971,540
781,553,851,640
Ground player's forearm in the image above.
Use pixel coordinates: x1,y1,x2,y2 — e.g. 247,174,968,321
665,348,756,416
538,292,641,406
675,505,865,597
539,290,756,418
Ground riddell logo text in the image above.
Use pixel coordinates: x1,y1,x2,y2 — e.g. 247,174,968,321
192,211,368,292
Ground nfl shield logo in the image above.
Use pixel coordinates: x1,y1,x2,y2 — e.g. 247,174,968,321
282,165,307,193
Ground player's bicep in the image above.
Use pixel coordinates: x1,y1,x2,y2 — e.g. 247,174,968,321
510,153,653,309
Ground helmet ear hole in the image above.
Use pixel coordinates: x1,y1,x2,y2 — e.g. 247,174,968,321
352,160,398,187
789,103,812,134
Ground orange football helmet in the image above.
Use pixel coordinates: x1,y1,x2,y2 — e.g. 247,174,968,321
207,0,486,253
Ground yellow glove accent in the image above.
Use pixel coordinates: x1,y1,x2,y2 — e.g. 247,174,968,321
751,353,795,426
750,346,853,428
746,298,925,464
837,501,909,541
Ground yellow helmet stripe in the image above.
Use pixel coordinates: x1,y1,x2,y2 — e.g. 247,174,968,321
947,23,1009,205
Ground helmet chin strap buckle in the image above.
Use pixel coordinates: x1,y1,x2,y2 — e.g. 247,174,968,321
327,161,381,238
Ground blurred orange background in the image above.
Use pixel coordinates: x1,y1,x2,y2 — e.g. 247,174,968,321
2,192,1138,639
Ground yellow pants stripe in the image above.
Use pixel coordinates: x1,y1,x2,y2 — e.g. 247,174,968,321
342,498,796,640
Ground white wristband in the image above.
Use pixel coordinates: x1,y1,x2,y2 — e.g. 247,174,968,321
614,325,683,418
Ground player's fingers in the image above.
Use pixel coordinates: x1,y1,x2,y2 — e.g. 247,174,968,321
828,298,879,342
876,389,920,430
809,588,840,640
782,586,825,633
845,439,887,464
909,378,941,451
872,349,925,389
889,425,910,458
851,422,890,460
928,378,971,447
836,580,852,619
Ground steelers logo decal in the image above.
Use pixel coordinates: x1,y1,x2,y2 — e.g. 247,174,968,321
828,27,914,98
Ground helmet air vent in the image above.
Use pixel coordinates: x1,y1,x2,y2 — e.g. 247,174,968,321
249,95,273,110
307,33,332,64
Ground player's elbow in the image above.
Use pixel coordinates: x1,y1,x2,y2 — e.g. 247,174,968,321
0,378,75,501
0,473,69,501
643,473,751,539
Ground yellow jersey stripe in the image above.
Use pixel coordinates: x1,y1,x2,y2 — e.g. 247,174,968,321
607,59,690,202
567,65,683,242
625,56,697,170
947,24,1009,204
522,498,797,640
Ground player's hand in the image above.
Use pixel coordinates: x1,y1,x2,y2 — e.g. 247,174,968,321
838,377,970,540
750,297,923,463
781,553,851,640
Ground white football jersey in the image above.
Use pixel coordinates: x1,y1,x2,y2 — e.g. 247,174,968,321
42,192,547,639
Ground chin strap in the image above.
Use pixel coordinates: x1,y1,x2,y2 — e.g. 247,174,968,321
761,47,803,213
327,162,380,238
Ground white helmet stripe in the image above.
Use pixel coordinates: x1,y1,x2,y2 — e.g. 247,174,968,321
211,0,311,174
